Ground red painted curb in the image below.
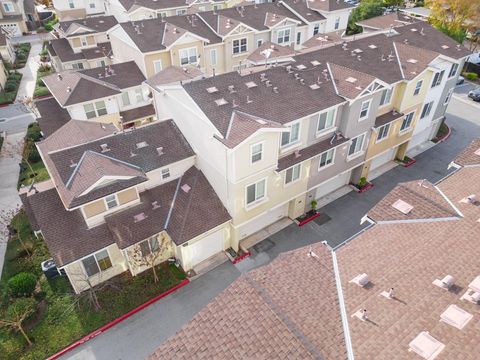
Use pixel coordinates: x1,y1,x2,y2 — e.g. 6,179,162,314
46,278,190,360
298,212,321,226
438,124,452,143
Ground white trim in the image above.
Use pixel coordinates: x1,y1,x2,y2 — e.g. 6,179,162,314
347,132,367,159
284,163,302,186
399,111,415,134
358,99,371,121
376,216,460,225
79,247,113,278
245,177,268,209
250,141,264,165
375,123,391,143
434,185,464,218
318,147,336,171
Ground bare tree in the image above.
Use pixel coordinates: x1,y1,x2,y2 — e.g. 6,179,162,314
0,298,36,346
130,234,172,283
0,206,31,257
2,137,37,186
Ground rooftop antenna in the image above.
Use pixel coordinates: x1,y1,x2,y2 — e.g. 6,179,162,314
307,246,319,258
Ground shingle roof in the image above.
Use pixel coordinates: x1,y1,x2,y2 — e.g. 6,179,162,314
357,12,417,30
35,97,71,137
57,15,118,36
246,41,296,64
120,104,156,124
307,0,355,12
81,42,112,60
48,38,85,62
452,138,480,167
328,62,377,99
394,42,439,80
42,61,145,106
166,15,222,45
118,0,187,12
280,0,326,22
374,110,403,128
146,65,203,87
149,243,347,360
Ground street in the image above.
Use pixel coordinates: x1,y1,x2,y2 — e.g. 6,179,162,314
62,94,480,360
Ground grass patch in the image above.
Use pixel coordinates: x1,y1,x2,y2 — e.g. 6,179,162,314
33,65,54,99
1,212,186,360
0,72,23,105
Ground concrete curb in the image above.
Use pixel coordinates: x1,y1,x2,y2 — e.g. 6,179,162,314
437,124,452,143
46,278,190,360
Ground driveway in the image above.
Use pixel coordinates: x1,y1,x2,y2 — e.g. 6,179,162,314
15,42,43,102
62,96,480,360
453,81,480,109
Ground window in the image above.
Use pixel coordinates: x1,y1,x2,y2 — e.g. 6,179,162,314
153,60,162,74
413,80,423,96
359,100,371,120
400,112,415,132
81,37,88,47
348,133,365,157
296,32,301,45
318,148,335,169
135,88,144,103
277,28,290,44
158,12,167,18
285,164,301,184
95,100,107,116
431,70,445,88
317,108,335,132
334,17,340,30
122,92,131,106
380,88,392,106
84,103,96,119
313,24,320,35
179,47,197,65
97,60,106,67
72,62,84,70
210,49,217,66
233,38,247,54
246,179,266,206
444,88,453,105
176,9,187,15
448,63,459,78
89,2,95,8
68,0,74,8
281,122,300,147
140,236,159,257
257,39,263,48
376,123,390,142
3,2,14,12
82,249,112,277
420,101,433,119
105,194,118,209
251,143,263,163
161,168,170,179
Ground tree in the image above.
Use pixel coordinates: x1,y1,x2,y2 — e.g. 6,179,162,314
383,0,403,7
130,234,172,283
347,0,385,35
0,298,37,346
0,206,32,257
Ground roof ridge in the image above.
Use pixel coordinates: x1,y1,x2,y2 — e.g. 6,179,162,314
77,72,122,92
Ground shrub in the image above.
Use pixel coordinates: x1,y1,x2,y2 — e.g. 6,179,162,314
28,146,41,163
359,177,367,187
4,81,16,92
8,272,37,297
44,23,53,31
463,72,478,81
16,52,26,61
26,123,42,142
38,64,51,72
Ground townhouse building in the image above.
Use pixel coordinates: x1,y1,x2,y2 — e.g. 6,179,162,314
42,61,157,129
107,1,354,77
0,30,15,62
47,16,117,71
0,0,30,36
148,21,469,250
52,0,105,20
21,119,231,293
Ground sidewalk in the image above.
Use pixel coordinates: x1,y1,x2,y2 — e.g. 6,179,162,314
15,42,43,102
0,132,25,278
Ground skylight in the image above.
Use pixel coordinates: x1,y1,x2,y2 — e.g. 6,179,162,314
133,212,147,222
310,60,321,66
136,141,148,149
440,304,473,330
296,64,306,70
310,84,320,90
353,48,363,54
215,98,228,106
410,28,418,32
206,86,218,93
409,332,445,360
345,77,357,83
368,44,377,49
392,199,413,214
407,58,418,64
441,45,449,49
245,81,257,88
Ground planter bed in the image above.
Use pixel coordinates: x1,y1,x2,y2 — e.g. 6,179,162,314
295,211,321,226
225,247,251,264
350,182,374,193
396,156,416,168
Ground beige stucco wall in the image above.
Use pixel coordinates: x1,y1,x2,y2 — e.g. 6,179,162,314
57,8,86,21
223,31,255,72
144,51,172,78
170,39,205,69
71,38,81,48
393,71,433,113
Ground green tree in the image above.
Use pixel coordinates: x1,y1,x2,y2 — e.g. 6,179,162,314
0,298,37,346
347,0,385,35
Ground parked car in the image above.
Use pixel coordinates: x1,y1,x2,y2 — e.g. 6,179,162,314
468,87,480,102
456,76,465,85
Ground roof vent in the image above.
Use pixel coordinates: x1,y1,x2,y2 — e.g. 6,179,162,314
349,273,370,287
441,45,449,49
474,148,480,156
296,64,306,70
310,60,321,66
228,85,236,93
368,44,377,49
407,58,418,64
181,184,191,193
246,95,253,103
66,86,72,92
286,65,293,73
206,86,218,93
440,304,473,330
345,77,357,83
353,48,363,54
260,73,267,82
310,84,320,90
100,143,110,152
299,78,305,85
156,147,164,155
133,212,147,222
433,275,455,290
272,86,279,93
69,159,77,168
245,81,257,88
410,28,418,32
136,141,148,149
57,74,63,81
215,98,228,106
232,99,238,108
152,201,161,210
392,199,413,214
409,332,444,360
265,80,272,87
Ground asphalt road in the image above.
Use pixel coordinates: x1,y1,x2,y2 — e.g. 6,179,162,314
62,95,480,360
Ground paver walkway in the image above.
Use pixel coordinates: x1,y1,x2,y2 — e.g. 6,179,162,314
15,42,43,102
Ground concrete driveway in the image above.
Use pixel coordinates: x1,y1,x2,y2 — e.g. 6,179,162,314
61,96,480,360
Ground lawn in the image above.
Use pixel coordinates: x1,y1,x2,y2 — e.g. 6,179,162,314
18,123,50,188
0,212,187,360
34,64,54,99
0,72,23,105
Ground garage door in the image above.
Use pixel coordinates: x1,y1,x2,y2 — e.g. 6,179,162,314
1,23,21,37
370,147,396,171
188,229,224,266
315,171,351,200
238,204,288,239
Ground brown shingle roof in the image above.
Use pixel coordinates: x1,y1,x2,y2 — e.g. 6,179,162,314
281,0,326,22
146,65,203,87
394,42,439,80
120,104,156,124
118,0,187,12
149,243,347,360
374,110,403,128
57,15,118,36
307,0,354,12
81,42,112,60
246,41,296,64
48,38,84,63
357,12,417,30
452,138,480,167
35,97,71,137
328,62,377,99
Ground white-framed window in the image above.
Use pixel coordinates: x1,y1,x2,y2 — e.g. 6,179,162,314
448,63,459,78
179,47,197,66
233,38,247,54
135,88,144,103
257,39,263,48
82,249,112,277
250,142,263,164
105,194,118,209
431,70,445,88
176,8,187,15
318,148,335,169
277,28,290,44
3,2,14,12
285,164,301,184
121,92,131,106
140,236,160,257
246,178,266,206
153,60,162,74
413,80,423,96
161,168,170,179
400,112,415,132
348,133,365,157
380,88,392,106
281,122,300,147
72,62,84,70
359,100,371,120
334,17,340,30
313,24,320,35
296,32,301,45
444,88,454,105
420,101,434,119
68,0,74,8
97,60,106,67
89,2,95,8
376,123,390,142
210,49,217,66
83,100,107,119
317,108,335,133
81,37,88,47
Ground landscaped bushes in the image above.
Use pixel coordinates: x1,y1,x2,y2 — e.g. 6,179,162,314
0,72,23,105
43,14,58,32
14,43,31,69
33,64,54,99
462,72,478,81
8,272,37,297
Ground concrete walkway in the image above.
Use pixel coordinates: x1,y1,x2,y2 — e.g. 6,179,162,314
15,42,43,102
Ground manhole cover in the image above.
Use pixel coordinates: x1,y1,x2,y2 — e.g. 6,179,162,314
253,238,275,253
313,213,332,226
